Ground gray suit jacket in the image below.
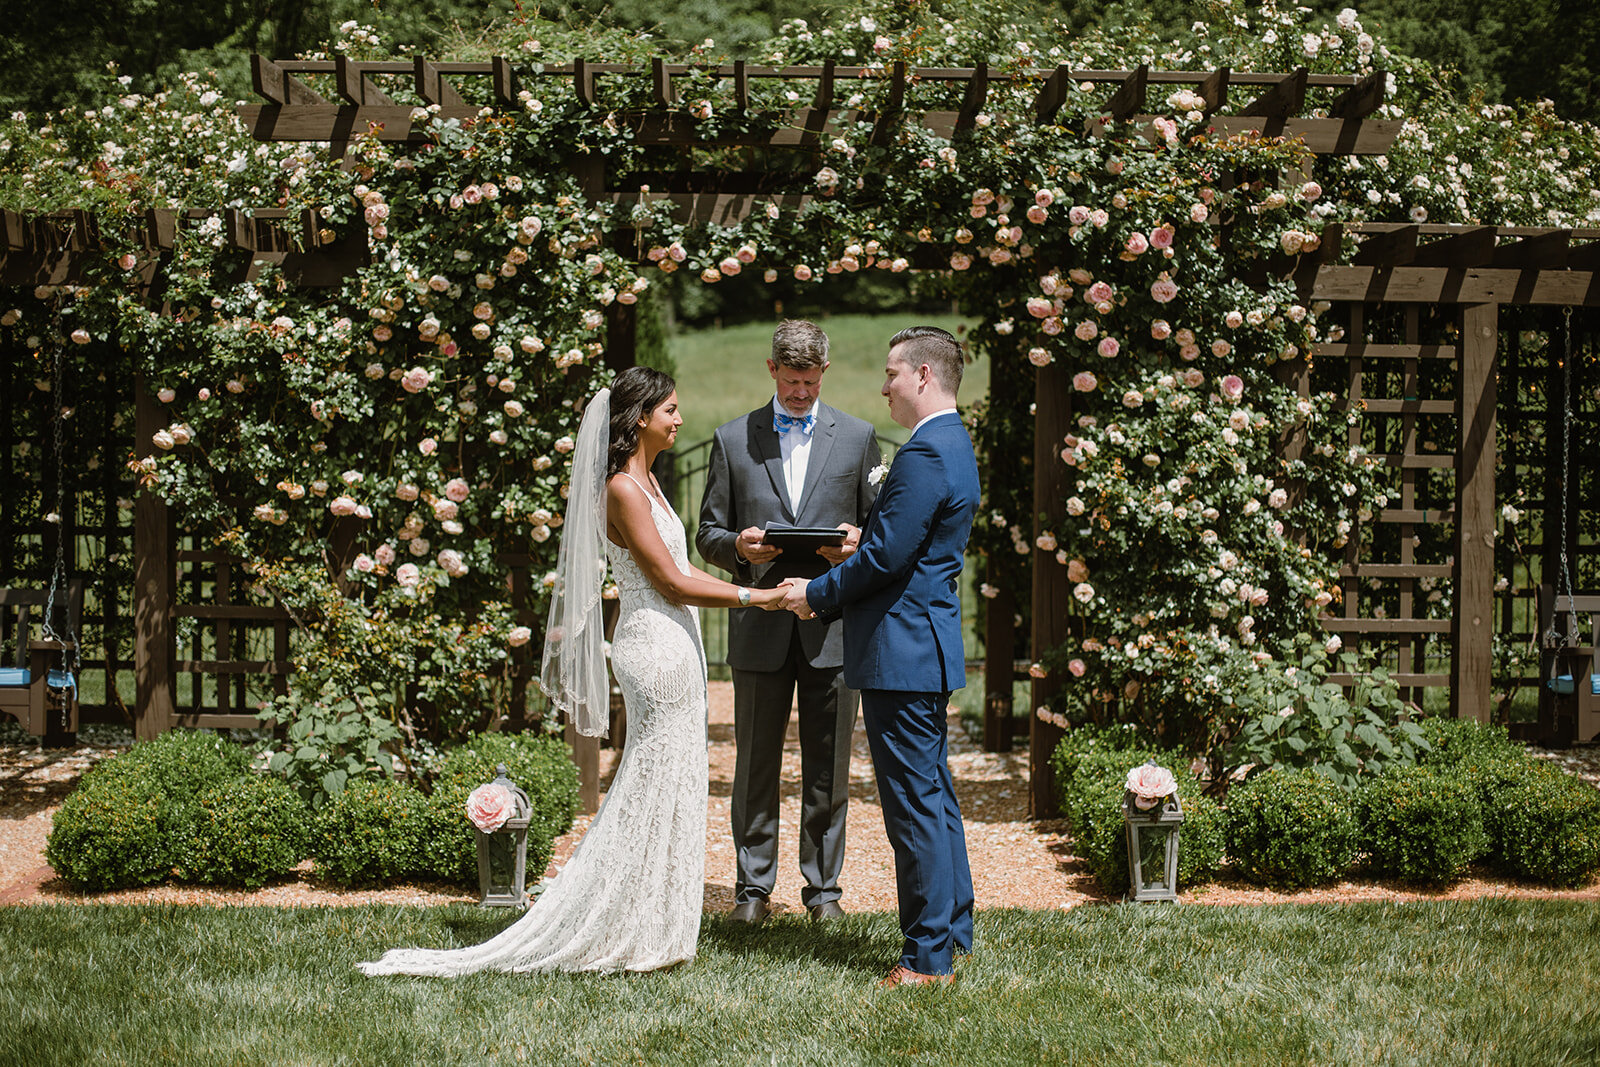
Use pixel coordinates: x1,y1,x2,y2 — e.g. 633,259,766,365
697,401,880,672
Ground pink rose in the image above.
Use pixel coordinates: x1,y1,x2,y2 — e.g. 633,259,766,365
374,544,397,566
794,264,814,281
395,562,420,587
465,782,517,832
354,554,375,573
1150,277,1179,303
444,478,470,503
1212,339,1232,357
419,437,438,456
1041,317,1063,336
329,495,359,516
1074,320,1098,341
950,253,972,271
1125,763,1177,809
461,184,483,204
508,626,532,647
1151,319,1172,340
1087,281,1114,304
1035,189,1055,208
117,253,137,271
1098,337,1120,359
1072,371,1098,393
1066,558,1089,582
400,366,433,394
1026,297,1055,319
1149,226,1174,250
1220,375,1244,401
1067,658,1087,677
1125,232,1149,256
1026,205,1048,224
1027,347,1052,367
1068,205,1089,225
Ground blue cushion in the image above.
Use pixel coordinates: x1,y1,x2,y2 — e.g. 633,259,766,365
0,668,30,686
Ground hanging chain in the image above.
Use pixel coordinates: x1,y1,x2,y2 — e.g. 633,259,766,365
1557,306,1575,609
41,318,80,710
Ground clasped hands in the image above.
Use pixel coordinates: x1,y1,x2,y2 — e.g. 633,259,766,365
768,577,815,619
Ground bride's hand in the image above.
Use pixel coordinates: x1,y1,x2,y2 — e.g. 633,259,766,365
748,585,790,611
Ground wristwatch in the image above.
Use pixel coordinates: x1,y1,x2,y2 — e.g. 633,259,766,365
737,587,752,607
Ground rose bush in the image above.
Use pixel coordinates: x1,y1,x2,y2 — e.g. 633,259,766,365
3,1,1598,769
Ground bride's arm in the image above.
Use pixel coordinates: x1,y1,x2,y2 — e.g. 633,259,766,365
606,476,784,609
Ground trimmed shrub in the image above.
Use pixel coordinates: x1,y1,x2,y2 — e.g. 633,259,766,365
46,776,169,891
308,779,430,886
1356,765,1487,885
1223,770,1358,888
185,776,311,889
46,730,257,891
1416,717,1523,775
1479,759,1600,887
421,732,581,885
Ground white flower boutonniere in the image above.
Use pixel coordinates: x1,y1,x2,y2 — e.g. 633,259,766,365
868,456,889,487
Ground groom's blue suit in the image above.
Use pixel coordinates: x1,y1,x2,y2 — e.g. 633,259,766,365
806,411,979,975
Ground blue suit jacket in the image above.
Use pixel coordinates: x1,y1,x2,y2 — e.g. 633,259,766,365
806,412,979,693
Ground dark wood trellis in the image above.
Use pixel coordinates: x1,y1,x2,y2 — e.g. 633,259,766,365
5,56,1595,817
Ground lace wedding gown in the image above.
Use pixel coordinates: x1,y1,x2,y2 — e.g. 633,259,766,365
359,482,708,976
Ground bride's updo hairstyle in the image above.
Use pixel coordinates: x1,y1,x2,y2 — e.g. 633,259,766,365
607,365,677,477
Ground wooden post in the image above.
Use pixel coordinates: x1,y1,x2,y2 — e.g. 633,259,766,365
1451,302,1498,722
983,575,1015,753
132,376,174,740
1030,362,1072,817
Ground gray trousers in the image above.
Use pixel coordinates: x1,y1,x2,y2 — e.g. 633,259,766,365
731,630,859,908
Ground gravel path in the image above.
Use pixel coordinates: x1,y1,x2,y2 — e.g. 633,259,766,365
3,685,1598,910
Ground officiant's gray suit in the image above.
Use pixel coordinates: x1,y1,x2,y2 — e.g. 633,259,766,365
697,400,880,909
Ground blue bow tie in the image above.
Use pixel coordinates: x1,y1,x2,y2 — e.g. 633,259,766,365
774,411,816,435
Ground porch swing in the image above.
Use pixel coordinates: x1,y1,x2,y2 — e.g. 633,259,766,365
0,328,83,741
1537,307,1600,745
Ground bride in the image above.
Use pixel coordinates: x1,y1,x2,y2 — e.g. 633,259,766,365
359,367,787,976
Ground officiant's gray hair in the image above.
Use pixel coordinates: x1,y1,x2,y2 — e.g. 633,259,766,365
889,325,964,395
770,319,830,369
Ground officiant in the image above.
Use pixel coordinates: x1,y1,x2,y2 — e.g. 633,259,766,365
697,319,881,925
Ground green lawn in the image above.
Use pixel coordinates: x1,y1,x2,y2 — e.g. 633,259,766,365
665,313,976,448
3,901,1596,1065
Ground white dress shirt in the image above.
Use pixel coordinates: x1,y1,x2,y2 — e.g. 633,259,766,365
911,407,959,436
773,395,816,514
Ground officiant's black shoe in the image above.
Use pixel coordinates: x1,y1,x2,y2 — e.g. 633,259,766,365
807,901,845,923
727,898,772,926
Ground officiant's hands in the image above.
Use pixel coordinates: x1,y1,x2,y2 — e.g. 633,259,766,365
816,522,861,564
735,526,781,565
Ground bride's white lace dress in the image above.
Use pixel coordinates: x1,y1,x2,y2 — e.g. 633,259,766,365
358,483,708,975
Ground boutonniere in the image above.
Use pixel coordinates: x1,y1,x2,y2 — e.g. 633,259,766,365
868,455,890,486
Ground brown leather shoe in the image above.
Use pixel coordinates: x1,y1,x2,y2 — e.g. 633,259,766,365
727,898,772,926
877,965,954,989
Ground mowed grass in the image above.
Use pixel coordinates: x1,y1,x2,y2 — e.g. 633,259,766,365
2,900,1597,1066
665,313,976,448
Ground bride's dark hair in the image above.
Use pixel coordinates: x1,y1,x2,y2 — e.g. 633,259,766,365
607,366,677,477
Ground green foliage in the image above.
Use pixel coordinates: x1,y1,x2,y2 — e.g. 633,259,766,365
257,681,403,809
423,732,581,883
1478,759,1600,887
1051,732,1223,893
1223,769,1358,889
307,778,430,886
1221,637,1427,788
45,730,281,891
44,777,169,891
1355,766,1488,885
185,776,312,889
1416,716,1524,774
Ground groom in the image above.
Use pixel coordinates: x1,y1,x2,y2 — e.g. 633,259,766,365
780,325,979,988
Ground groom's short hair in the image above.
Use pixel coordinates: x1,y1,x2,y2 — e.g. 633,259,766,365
771,319,830,369
889,326,964,395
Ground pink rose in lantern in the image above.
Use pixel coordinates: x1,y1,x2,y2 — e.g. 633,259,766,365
465,782,517,832
1220,375,1244,401
1125,763,1177,809
1072,371,1098,393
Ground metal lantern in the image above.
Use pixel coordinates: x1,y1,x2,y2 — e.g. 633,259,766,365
474,764,533,908
1123,763,1184,903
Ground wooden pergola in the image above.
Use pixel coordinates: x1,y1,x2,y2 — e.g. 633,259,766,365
5,56,1596,814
